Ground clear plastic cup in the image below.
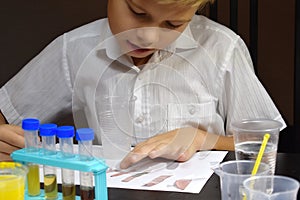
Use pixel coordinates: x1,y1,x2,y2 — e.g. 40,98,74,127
0,162,28,200
231,119,282,174
97,95,135,161
213,160,270,200
243,175,299,200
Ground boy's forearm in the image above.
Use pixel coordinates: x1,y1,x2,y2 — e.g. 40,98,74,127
198,129,234,151
214,135,234,151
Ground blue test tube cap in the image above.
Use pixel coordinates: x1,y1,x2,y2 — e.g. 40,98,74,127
22,118,40,131
39,123,57,136
56,126,75,138
76,128,94,141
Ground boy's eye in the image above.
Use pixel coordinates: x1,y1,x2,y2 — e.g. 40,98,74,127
166,21,183,29
131,9,146,16
128,4,146,16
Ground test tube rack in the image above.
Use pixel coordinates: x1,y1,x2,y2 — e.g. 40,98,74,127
11,148,108,200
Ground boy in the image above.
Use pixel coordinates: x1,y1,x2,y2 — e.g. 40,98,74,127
0,0,286,169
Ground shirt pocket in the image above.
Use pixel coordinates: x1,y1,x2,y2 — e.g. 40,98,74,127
167,101,216,131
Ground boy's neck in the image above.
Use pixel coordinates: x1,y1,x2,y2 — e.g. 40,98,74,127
132,54,153,67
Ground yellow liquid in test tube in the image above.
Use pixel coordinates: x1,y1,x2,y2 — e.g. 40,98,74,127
0,175,25,200
44,174,58,199
27,164,40,196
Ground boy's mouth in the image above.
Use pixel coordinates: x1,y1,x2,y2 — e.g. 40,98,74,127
126,40,155,53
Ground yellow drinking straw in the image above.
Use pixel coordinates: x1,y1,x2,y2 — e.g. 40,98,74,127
251,133,270,175
242,133,270,200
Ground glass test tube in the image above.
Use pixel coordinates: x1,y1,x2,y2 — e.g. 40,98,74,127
22,118,41,196
76,128,95,200
40,123,58,200
56,126,76,200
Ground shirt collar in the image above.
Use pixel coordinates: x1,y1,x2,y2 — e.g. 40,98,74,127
95,27,125,61
171,24,199,50
95,22,199,62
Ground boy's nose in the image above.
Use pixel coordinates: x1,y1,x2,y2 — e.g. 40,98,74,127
136,27,159,47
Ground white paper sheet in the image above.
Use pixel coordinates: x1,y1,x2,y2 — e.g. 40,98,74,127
40,145,227,194
106,151,227,193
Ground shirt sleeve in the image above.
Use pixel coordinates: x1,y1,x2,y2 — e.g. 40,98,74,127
0,34,73,125
220,38,287,134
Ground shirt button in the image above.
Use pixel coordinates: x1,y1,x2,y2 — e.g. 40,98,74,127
137,74,144,80
135,115,144,123
132,95,137,101
189,106,196,115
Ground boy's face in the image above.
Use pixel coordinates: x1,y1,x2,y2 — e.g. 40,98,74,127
108,0,198,61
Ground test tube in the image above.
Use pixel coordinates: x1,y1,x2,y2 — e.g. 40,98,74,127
22,118,41,196
56,126,76,200
39,123,58,200
76,128,95,200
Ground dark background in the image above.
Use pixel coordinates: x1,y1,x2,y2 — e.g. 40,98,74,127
0,0,298,152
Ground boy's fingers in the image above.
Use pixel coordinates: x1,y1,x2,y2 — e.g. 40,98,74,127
11,125,24,136
0,140,21,154
120,140,172,169
176,150,194,162
0,152,13,161
148,143,169,159
0,124,24,136
0,128,25,148
120,142,160,169
119,151,148,169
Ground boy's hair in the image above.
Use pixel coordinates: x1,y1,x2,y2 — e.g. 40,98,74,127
156,0,215,8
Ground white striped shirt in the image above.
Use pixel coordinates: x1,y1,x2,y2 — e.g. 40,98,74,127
0,15,286,144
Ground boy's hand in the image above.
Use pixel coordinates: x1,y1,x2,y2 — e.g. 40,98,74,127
120,127,207,169
0,124,24,161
